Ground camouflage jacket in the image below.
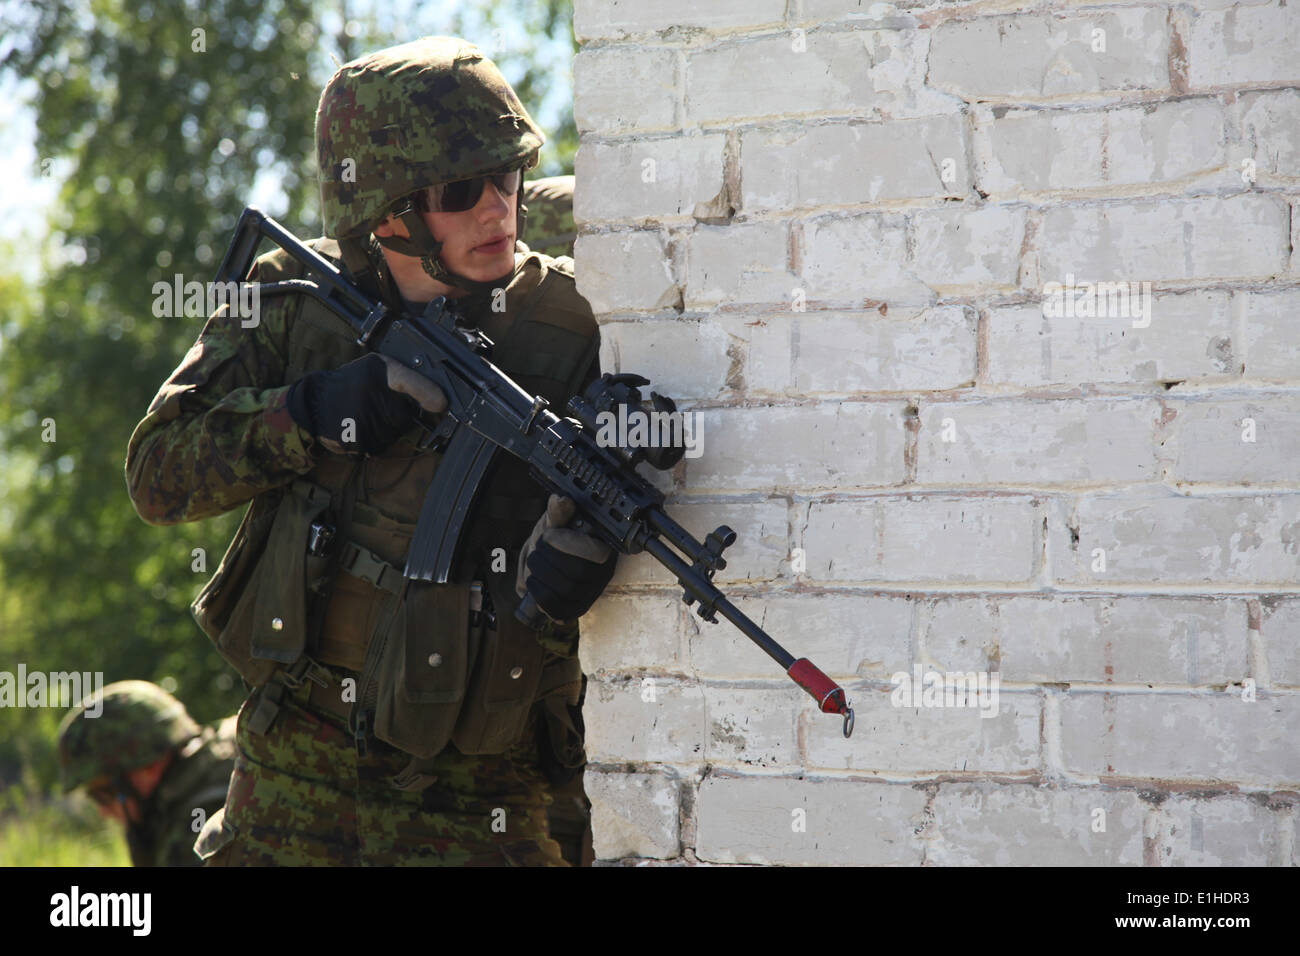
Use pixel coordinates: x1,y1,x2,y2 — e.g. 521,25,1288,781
124,238,600,758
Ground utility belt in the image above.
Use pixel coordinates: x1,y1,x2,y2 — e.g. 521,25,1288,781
245,654,354,735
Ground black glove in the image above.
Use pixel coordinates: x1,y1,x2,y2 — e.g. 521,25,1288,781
516,496,617,623
287,353,446,455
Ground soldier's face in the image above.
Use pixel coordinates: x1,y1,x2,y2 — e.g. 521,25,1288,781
379,177,518,285
429,177,517,280
87,780,141,824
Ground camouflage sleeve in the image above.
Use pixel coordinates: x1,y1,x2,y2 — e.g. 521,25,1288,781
125,258,319,525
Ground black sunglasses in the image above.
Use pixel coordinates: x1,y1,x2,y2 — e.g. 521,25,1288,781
414,168,523,214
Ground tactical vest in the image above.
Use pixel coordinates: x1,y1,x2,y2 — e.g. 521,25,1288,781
191,239,600,760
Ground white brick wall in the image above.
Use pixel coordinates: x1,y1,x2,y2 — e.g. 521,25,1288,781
573,0,1300,866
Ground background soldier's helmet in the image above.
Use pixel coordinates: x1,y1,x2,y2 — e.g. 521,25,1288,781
521,177,576,259
57,681,200,793
315,35,545,241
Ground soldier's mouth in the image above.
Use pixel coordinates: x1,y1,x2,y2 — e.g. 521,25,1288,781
472,235,510,253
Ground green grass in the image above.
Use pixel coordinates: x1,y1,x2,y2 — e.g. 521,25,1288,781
0,785,130,866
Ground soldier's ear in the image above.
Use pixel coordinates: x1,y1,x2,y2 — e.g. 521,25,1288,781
373,216,396,238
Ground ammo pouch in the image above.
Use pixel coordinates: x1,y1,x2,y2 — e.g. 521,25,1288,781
365,578,472,759
364,570,548,758
451,572,548,754
191,478,333,687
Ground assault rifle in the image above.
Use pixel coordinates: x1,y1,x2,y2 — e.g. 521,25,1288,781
217,208,855,737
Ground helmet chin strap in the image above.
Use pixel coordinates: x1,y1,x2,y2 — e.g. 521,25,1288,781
373,195,528,300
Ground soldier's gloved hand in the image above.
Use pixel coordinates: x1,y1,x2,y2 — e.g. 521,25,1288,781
516,495,617,624
287,354,447,455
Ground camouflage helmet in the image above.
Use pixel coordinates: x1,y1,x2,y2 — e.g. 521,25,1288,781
315,36,545,241
57,681,199,793
521,176,576,259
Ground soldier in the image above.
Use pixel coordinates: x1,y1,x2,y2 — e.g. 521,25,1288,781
57,680,236,867
520,176,576,260
125,37,616,865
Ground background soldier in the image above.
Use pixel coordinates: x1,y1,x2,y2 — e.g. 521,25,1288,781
520,176,576,260
57,680,236,867
125,37,616,865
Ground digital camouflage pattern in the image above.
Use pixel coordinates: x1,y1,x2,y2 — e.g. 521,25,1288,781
316,36,544,240
58,680,200,792
197,674,564,866
522,176,576,260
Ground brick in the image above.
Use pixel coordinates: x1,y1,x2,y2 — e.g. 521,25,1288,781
1038,195,1290,282
975,99,1224,194
985,291,1237,387
1051,492,1300,587
1238,89,1300,181
802,496,1041,584
911,204,1027,291
741,115,968,212
1060,693,1300,784
580,594,684,675
598,317,733,400
917,398,1162,485
610,498,790,586
695,774,928,865
1163,395,1300,484
928,784,1145,866
1187,2,1300,89
805,686,1040,773
683,402,908,492
1242,289,1300,382
684,221,798,309
686,29,949,125
573,46,678,135
801,214,933,306
574,231,677,313
1259,598,1300,687
724,306,977,395
919,596,1000,673
924,595,1250,685
574,0,785,39
929,10,1169,100
1155,795,1283,866
703,687,801,767
693,592,913,681
574,134,726,222
584,676,706,764
585,770,681,860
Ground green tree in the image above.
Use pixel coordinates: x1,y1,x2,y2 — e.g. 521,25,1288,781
0,0,329,784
